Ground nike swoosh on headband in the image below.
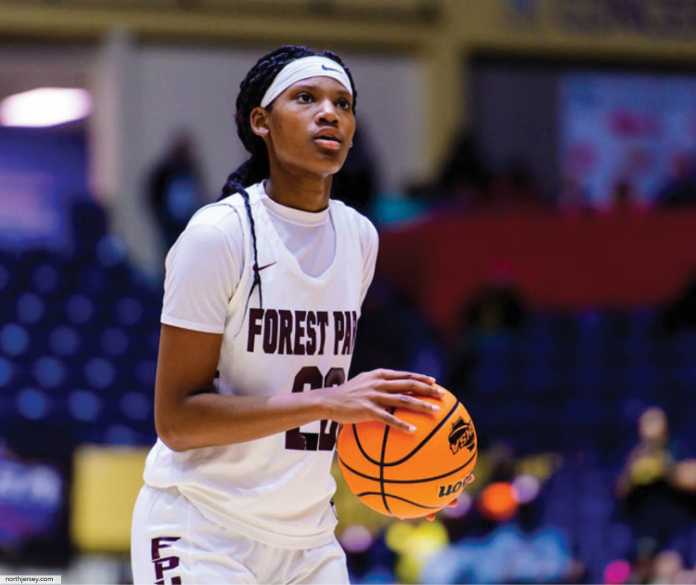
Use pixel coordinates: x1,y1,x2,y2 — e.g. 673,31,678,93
260,56,352,108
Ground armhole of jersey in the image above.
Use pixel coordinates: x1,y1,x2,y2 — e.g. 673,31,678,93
334,202,366,318
357,211,375,316
216,198,254,333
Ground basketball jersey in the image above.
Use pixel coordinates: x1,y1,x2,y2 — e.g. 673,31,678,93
143,182,375,549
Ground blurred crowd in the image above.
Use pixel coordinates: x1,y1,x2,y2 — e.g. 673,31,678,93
333,128,696,223
143,124,696,249
1,123,696,584
348,275,696,584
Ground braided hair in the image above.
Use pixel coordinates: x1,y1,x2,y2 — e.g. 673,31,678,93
218,45,357,308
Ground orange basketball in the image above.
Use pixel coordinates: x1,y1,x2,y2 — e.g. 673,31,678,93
336,385,477,519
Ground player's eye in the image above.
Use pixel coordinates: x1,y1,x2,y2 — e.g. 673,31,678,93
337,97,352,111
296,92,314,104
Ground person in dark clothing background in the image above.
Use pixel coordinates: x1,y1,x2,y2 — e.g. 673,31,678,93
148,131,206,253
330,122,378,217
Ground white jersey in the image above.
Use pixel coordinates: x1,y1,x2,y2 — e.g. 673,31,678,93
143,182,378,549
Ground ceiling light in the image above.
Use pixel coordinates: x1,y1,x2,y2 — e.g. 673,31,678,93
0,88,91,127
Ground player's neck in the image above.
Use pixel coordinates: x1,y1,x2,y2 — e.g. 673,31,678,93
265,170,331,213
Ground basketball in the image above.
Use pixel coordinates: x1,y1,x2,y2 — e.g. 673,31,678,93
336,385,477,519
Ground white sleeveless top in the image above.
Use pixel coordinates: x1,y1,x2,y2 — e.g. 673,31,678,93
143,182,379,549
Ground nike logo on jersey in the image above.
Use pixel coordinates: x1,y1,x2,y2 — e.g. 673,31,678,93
256,262,277,272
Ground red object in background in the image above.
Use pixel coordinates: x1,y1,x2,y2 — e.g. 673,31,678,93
608,110,660,138
378,210,696,337
478,482,518,522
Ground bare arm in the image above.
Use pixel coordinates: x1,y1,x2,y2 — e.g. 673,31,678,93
154,324,442,452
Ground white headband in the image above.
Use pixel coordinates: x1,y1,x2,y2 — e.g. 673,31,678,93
260,56,353,108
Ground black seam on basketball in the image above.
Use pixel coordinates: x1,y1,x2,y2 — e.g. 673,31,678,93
353,424,381,466
350,400,462,468
355,491,440,510
379,418,391,514
382,400,461,467
339,451,476,484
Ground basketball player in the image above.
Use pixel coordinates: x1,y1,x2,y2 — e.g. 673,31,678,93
131,45,469,584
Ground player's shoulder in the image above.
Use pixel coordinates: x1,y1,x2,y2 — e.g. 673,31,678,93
172,196,246,260
187,196,244,233
331,199,378,241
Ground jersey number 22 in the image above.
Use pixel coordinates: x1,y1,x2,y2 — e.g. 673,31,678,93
284,366,345,451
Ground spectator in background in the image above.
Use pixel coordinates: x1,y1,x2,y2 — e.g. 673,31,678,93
421,130,490,207
436,132,547,212
331,122,378,217
351,277,445,382
463,282,527,333
487,159,546,212
147,131,206,253
660,272,696,334
460,260,528,334
657,151,696,208
68,198,109,261
558,175,593,216
448,264,527,396
616,407,692,552
607,178,644,214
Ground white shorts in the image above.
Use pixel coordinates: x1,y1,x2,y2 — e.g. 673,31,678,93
131,485,350,585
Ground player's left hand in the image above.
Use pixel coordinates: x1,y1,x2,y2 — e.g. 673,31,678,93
425,473,475,522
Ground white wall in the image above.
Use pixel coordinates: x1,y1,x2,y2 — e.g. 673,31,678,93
105,42,427,274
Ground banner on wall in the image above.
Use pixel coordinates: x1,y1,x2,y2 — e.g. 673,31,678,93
0,124,87,250
560,73,696,205
501,0,696,41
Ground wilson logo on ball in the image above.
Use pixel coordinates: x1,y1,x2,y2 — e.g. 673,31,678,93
448,417,476,455
438,479,465,498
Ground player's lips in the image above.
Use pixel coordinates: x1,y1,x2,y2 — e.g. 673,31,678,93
312,130,343,151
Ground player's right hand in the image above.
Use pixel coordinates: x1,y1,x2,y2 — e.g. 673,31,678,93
321,368,443,433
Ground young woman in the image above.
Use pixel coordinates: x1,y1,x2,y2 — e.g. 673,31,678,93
131,45,459,584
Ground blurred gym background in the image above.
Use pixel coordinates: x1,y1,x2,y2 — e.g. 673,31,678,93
1,0,696,583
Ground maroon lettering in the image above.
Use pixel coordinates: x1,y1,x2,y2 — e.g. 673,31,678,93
285,366,324,450
333,311,345,355
351,311,358,353
306,311,317,355
294,310,307,356
319,367,346,450
247,308,351,356
151,536,181,585
278,310,293,355
342,310,352,355
247,308,263,352
154,557,180,584
151,536,180,560
317,311,329,355
286,366,345,451
263,309,279,353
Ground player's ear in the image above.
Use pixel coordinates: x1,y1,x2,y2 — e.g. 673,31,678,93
250,107,270,140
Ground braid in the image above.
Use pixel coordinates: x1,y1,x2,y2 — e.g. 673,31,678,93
221,165,264,308
218,45,358,309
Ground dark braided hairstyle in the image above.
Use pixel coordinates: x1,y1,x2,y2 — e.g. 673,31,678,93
219,45,358,309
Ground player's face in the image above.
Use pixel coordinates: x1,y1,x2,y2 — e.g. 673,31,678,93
258,76,356,178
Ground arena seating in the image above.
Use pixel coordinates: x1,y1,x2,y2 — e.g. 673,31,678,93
2,203,695,582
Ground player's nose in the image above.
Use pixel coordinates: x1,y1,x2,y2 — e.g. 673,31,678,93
316,98,339,125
